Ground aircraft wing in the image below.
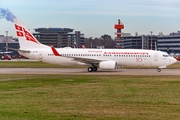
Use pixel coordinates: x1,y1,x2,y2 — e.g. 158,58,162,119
68,56,106,65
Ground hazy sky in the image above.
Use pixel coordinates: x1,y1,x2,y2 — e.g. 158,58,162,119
1,0,180,38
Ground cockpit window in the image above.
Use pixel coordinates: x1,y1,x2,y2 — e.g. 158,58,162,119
162,51,171,57
163,55,168,57
163,54,171,57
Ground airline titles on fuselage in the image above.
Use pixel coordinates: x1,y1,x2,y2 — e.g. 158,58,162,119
88,50,149,55
104,52,149,55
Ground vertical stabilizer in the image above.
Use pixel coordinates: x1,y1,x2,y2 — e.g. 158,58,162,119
13,18,48,49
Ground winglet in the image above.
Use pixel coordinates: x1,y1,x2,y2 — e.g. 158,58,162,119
50,45,61,56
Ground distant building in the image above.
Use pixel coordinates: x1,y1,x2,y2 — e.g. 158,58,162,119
33,28,84,48
122,33,131,37
115,35,158,50
158,34,180,54
74,31,85,48
0,35,19,56
84,35,114,48
169,31,180,36
114,31,180,54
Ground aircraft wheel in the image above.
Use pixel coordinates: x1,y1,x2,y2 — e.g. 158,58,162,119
157,68,161,72
92,66,98,72
87,67,93,72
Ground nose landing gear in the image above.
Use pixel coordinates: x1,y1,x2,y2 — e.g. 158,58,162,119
157,68,161,72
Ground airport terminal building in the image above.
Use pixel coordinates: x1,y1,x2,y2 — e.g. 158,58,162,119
158,32,180,54
33,28,85,48
0,35,19,56
115,35,158,50
114,31,180,54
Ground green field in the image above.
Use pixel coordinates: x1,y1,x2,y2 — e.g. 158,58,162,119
0,61,179,119
0,75,179,120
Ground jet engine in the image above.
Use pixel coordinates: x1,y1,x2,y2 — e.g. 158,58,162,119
99,61,117,70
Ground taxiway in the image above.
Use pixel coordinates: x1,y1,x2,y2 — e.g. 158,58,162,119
0,68,179,75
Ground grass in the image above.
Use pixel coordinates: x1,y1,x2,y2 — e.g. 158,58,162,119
0,75,179,120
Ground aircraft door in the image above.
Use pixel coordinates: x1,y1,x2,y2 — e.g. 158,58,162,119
154,52,158,61
39,51,43,59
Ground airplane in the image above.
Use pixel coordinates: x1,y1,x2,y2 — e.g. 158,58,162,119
12,18,177,72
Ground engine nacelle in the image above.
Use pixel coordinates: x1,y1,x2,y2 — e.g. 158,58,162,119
77,62,87,66
99,61,117,70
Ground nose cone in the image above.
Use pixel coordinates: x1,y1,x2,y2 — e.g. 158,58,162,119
171,57,177,65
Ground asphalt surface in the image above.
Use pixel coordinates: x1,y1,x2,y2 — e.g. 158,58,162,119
0,68,179,75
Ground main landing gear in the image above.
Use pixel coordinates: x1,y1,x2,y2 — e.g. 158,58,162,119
87,65,98,72
157,68,161,72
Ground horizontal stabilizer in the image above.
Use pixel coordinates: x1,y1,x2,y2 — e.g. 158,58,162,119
7,47,30,53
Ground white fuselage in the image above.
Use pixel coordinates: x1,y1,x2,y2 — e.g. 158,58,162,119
19,48,176,68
